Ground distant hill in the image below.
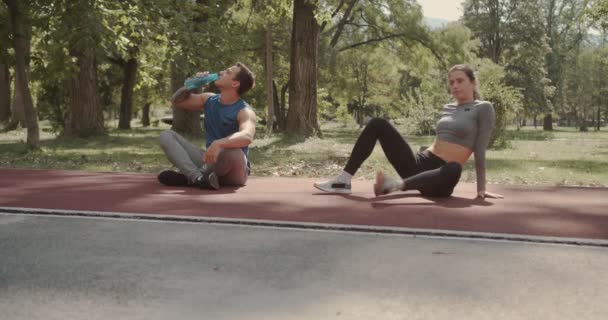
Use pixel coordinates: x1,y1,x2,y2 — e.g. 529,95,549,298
423,17,452,29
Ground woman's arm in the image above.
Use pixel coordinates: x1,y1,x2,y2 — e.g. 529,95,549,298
474,102,502,198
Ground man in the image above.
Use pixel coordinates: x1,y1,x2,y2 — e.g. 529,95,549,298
158,62,256,190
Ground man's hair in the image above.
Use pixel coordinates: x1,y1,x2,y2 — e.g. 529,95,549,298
235,62,255,96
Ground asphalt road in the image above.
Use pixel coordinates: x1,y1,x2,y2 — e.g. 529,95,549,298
1,213,607,320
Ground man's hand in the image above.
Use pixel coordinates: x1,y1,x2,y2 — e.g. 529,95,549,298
477,190,504,199
203,140,223,164
195,71,210,78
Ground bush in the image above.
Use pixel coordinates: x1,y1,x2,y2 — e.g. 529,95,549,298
477,60,523,148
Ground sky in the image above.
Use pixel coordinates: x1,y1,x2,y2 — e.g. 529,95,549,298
417,0,463,21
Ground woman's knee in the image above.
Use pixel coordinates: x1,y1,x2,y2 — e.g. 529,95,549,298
366,117,390,130
419,163,461,198
421,187,455,198
441,162,462,183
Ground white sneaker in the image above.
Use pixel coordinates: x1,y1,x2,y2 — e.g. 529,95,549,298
314,178,352,194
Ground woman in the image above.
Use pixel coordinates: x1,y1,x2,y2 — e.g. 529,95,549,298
314,64,504,199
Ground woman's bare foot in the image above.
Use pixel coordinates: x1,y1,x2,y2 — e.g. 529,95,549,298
374,171,386,196
374,171,404,197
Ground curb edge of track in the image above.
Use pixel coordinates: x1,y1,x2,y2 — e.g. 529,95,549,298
2,206,607,248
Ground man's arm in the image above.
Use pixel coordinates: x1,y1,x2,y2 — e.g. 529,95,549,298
171,87,214,111
203,108,256,163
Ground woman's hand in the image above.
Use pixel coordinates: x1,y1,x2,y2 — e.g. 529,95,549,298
477,190,504,199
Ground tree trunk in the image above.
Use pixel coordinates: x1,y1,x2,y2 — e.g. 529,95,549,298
7,60,26,129
273,81,285,131
118,57,138,129
578,109,587,131
286,0,321,136
0,63,10,122
265,24,275,133
543,113,553,131
142,102,151,127
596,107,601,131
65,47,106,137
6,0,39,148
280,82,289,129
170,59,202,138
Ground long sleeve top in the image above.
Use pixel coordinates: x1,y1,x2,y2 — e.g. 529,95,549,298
435,100,496,193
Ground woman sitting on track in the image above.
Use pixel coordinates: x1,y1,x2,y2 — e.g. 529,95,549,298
314,64,504,199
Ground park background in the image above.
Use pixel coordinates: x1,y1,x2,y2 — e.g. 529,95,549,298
1,0,607,187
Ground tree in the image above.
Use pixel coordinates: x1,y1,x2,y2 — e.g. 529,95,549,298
0,4,10,123
0,61,9,123
134,38,170,128
318,0,436,122
103,0,160,130
504,0,553,125
238,0,291,132
286,0,321,136
587,0,608,28
543,0,591,130
477,59,523,147
462,0,517,63
61,0,106,137
4,0,39,148
563,45,608,131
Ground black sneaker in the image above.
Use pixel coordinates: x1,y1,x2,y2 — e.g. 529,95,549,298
193,172,220,190
158,170,188,186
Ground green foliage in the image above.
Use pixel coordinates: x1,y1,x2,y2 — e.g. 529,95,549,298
35,81,68,133
399,76,449,136
462,0,511,63
431,22,480,68
477,59,523,148
503,0,553,118
0,4,11,65
587,0,608,28
2,0,605,146
164,0,243,72
562,45,608,129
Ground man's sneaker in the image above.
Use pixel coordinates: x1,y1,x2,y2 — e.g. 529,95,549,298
314,178,352,194
193,172,220,190
158,170,188,186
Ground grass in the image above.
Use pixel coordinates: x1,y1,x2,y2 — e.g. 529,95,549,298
1,121,607,187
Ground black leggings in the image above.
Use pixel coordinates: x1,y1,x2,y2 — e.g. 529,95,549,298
344,118,462,197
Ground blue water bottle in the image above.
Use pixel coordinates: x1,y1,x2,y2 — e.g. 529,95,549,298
184,73,219,90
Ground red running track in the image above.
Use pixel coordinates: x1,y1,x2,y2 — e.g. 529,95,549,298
1,168,607,241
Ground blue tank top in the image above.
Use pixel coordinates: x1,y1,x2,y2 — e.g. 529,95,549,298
203,94,250,159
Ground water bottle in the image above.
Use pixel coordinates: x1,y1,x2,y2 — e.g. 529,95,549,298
184,73,219,90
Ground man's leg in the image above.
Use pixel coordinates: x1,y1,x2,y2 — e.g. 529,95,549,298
213,149,248,186
159,129,204,183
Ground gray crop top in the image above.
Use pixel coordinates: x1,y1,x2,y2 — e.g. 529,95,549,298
435,100,495,192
